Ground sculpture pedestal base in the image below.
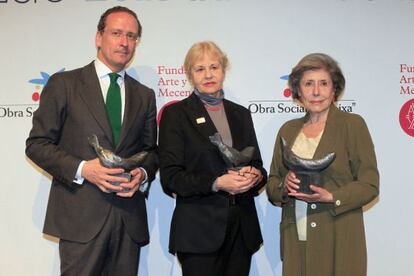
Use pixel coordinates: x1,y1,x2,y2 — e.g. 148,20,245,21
295,172,322,194
109,172,131,193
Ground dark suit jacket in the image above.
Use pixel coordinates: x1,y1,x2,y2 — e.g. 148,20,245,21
26,62,158,245
159,93,267,254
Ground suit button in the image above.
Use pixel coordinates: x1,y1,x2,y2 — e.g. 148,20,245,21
335,200,341,206
310,222,317,228
310,203,317,209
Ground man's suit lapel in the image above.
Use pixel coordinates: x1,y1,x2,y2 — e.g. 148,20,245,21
78,62,113,143
117,74,142,151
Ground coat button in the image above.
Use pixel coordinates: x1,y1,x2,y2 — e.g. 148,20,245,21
310,222,317,228
335,200,341,206
310,203,317,209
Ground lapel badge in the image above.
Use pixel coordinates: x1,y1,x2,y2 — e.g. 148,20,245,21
196,117,206,124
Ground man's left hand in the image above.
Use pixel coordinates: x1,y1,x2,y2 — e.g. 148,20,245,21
116,168,145,197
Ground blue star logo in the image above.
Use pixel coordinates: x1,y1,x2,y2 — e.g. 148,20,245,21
29,68,65,85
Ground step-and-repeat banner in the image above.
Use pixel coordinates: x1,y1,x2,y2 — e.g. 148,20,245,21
1,1,413,275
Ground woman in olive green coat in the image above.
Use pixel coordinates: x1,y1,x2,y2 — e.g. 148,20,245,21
266,53,379,276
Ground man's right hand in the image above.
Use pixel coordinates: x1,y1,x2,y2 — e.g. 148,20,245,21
81,158,128,193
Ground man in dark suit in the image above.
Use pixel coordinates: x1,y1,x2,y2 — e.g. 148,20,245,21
26,6,158,275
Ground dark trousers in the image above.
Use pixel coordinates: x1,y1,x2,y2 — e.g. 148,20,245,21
59,206,140,276
177,205,253,276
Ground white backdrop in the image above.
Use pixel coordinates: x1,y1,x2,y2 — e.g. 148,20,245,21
1,0,413,275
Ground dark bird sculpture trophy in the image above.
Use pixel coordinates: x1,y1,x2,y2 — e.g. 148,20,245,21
88,134,148,192
209,132,255,170
281,137,336,194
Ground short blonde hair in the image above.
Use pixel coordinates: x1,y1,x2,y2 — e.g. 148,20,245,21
184,41,229,86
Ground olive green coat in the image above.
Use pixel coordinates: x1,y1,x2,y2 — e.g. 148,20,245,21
266,105,379,276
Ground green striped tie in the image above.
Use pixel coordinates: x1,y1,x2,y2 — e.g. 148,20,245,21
106,73,121,145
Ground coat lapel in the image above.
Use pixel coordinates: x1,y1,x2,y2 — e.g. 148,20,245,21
223,100,243,150
284,104,340,158
313,104,340,159
78,62,113,144
285,118,305,150
185,93,218,140
117,74,142,150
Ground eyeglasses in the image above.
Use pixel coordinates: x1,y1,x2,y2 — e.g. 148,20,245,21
103,29,139,42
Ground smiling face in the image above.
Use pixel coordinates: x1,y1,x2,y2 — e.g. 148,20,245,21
191,53,225,95
95,11,139,72
298,69,335,117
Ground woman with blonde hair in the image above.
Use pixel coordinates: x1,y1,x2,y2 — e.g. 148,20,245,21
159,41,267,276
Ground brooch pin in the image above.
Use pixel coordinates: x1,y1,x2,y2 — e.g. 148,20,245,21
196,117,206,124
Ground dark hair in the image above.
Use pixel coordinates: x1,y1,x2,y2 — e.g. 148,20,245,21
97,6,142,38
288,53,345,100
